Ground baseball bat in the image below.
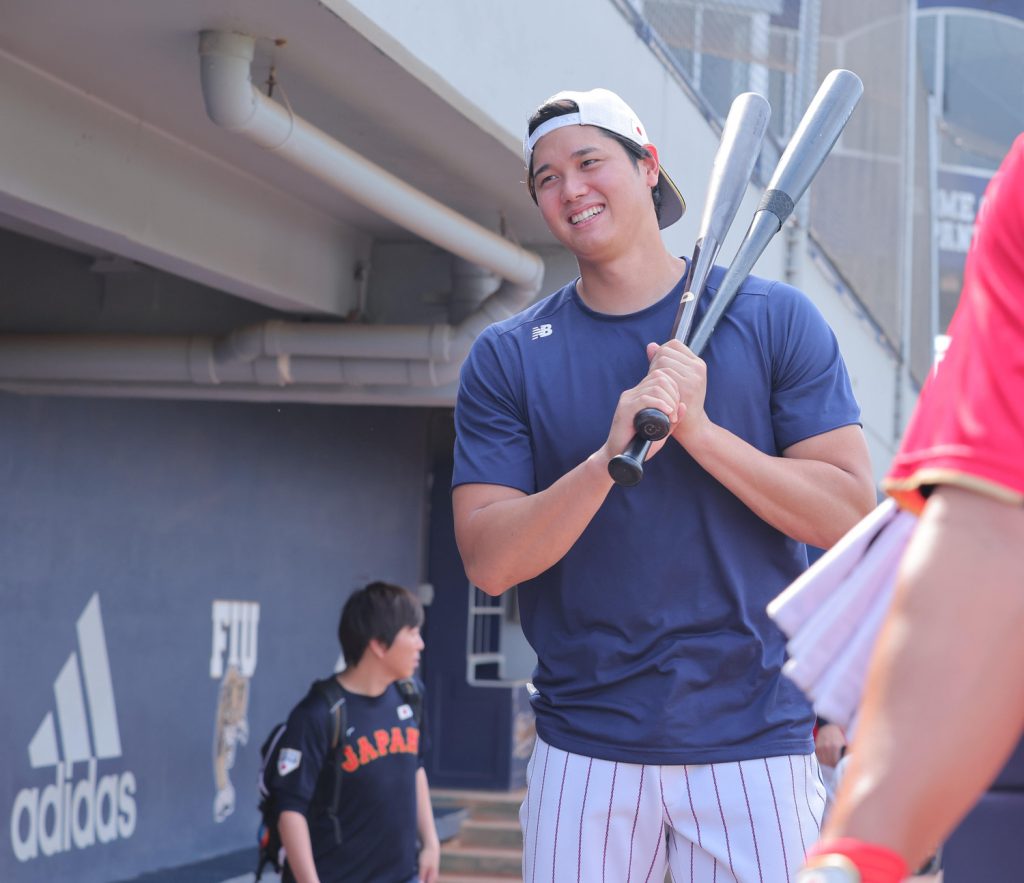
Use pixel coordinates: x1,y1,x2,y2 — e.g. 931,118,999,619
610,69,863,488
688,69,864,355
608,92,771,487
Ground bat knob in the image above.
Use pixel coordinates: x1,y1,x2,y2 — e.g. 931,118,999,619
634,408,671,441
608,436,650,487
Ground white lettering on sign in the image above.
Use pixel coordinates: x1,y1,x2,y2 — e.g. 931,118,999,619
210,601,260,679
937,188,978,254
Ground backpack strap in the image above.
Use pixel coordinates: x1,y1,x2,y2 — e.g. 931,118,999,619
393,676,421,741
395,677,423,728
311,676,347,845
313,677,347,750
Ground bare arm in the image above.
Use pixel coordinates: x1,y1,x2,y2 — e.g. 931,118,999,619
814,722,847,768
415,767,440,883
278,810,320,883
682,421,876,548
650,339,876,548
822,485,1024,866
454,365,683,595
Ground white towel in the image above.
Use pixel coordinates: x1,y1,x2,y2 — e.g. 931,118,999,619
767,500,918,735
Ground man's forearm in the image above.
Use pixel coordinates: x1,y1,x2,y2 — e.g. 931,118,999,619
822,486,1024,866
455,451,615,595
278,810,319,883
681,422,875,548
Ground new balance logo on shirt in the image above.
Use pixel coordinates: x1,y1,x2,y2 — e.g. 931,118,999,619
532,324,553,340
10,593,138,862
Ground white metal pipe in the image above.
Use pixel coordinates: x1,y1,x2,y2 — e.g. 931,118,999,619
220,320,453,363
198,30,543,290
450,258,500,325
0,336,465,389
0,380,462,408
0,278,529,390
0,336,204,383
896,0,917,440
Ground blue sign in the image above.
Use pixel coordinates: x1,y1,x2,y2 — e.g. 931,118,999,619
936,167,990,272
918,0,1024,23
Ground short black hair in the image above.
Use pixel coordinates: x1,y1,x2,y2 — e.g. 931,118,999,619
338,581,424,667
525,98,662,221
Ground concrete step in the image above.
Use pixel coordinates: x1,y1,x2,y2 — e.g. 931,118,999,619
434,787,525,879
440,843,523,877
459,817,523,850
431,787,526,821
437,874,521,883
434,804,470,842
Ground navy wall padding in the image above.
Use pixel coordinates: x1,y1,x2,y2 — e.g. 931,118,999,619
944,790,1024,882
422,426,515,790
1,394,431,883
992,735,1024,790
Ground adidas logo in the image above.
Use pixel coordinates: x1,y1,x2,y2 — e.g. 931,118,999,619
10,594,137,862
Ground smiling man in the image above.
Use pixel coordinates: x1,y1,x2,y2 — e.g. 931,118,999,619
452,88,876,882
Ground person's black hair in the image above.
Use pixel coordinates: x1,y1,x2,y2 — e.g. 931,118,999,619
525,98,662,221
338,581,424,667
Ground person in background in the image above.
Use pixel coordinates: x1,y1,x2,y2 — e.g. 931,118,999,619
268,582,439,883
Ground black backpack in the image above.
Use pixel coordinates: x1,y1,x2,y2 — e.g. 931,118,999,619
255,676,423,881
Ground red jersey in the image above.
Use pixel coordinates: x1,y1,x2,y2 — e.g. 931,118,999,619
884,135,1024,513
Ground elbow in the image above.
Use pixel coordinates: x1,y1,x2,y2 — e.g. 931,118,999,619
854,475,880,520
840,465,880,526
819,480,879,549
456,532,517,596
463,561,514,597
845,491,878,533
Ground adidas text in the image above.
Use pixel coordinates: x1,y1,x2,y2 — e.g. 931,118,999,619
10,759,137,861
9,594,137,863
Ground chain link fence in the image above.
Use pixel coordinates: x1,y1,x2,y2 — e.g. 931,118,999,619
614,0,1024,387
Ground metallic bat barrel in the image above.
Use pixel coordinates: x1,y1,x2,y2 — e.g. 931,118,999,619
688,69,864,356
609,91,773,487
674,91,771,345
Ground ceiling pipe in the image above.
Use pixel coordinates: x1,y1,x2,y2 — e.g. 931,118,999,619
450,258,501,325
195,27,544,392
0,272,521,393
0,379,460,407
0,298,505,390
0,32,546,405
198,30,542,290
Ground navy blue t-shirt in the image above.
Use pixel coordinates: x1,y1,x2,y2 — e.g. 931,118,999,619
453,267,862,765
269,679,426,883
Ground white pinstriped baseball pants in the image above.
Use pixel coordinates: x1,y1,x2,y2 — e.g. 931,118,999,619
520,735,826,883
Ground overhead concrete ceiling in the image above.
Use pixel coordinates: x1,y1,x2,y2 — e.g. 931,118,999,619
0,0,552,277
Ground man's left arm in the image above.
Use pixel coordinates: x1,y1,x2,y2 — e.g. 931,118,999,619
682,418,876,549
415,766,440,883
648,285,876,548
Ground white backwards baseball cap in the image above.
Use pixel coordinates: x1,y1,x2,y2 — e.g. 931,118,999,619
523,87,686,229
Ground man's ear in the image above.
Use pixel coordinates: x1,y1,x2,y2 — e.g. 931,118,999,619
642,144,661,186
367,637,389,659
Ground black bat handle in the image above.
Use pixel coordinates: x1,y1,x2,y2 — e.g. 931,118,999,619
633,407,671,442
607,408,671,486
607,434,651,487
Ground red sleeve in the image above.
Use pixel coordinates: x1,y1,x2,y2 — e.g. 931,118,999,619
884,135,1024,512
